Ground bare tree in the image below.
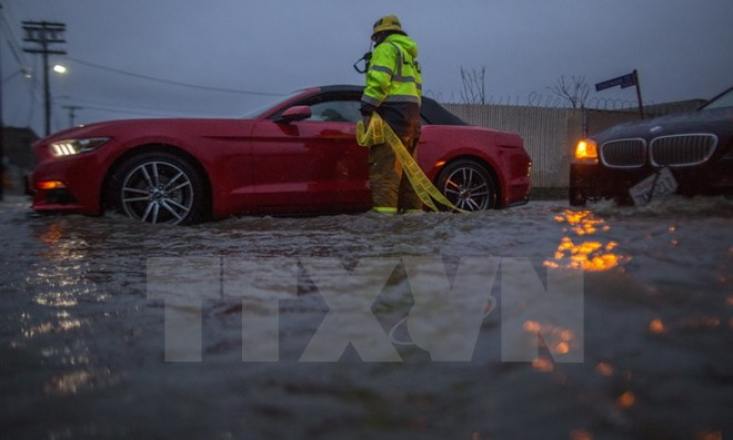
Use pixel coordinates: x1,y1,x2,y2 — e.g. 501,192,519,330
460,66,487,105
548,75,590,109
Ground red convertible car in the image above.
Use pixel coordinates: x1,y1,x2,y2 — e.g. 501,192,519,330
30,85,532,224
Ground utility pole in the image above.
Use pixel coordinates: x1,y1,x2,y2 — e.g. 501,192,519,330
0,2,5,201
62,105,82,127
22,21,67,136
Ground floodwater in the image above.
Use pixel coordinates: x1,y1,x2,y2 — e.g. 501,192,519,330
1,195,731,440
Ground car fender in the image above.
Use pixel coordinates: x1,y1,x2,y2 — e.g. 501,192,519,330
418,126,517,190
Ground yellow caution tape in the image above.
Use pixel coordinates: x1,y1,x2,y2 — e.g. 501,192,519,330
356,114,468,213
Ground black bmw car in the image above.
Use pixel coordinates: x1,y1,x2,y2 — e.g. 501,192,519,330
570,86,733,206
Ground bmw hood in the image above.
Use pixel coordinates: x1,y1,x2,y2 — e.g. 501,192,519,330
594,107,733,142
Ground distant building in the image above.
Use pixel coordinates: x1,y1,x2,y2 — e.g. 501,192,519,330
643,99,708,116
2,126,39,194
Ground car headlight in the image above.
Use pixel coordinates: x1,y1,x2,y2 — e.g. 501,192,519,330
573,139,598,164
50,137,110,157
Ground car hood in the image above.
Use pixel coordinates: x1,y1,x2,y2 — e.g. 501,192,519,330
37,118,256,144
593,107,733,142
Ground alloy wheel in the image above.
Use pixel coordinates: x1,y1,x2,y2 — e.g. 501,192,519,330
441,163,495,211
120,161,194,225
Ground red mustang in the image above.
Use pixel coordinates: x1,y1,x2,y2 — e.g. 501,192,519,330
30,85,532,224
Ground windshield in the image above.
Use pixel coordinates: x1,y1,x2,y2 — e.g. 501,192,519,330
701,87,733,110
240,90,304,119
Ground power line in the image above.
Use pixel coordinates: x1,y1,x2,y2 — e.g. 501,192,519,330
65,55,284,97
1,2,282,131
1,68,21,83
63,103,186,118
56,96,231,117
0,7,55,131
0,6,31,67
22,20,67,136
0,13,38,111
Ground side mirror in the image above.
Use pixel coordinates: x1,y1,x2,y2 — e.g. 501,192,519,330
277,106,311,123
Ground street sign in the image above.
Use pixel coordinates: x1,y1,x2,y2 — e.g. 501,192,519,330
595,72,636,91
595,69,645,119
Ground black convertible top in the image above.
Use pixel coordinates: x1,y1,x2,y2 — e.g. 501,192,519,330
421,96,466,126
319,85,467,126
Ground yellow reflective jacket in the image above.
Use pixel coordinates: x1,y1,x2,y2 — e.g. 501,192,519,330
360,34,422,136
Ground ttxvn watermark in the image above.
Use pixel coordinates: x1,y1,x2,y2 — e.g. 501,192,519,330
146,257,584,363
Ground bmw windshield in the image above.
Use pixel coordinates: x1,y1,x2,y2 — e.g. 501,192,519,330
700,87,733,110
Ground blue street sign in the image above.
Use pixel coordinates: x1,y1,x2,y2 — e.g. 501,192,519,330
595,72,636,91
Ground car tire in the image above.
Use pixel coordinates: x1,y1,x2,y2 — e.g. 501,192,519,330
435,159,498,211
109,151,207,225
568,187,587,206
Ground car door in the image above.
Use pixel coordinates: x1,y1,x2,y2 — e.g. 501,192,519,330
250,97,371,213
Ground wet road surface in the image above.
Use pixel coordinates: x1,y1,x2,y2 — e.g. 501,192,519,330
1,195,731,439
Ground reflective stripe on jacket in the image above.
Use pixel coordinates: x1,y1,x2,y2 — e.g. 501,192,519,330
360,34,422,136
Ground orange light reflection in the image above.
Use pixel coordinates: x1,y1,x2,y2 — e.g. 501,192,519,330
545,210,625,272
532,356,555,373
595,362,615,377
524,320,580,357
616,391,636,409
649,318,666,334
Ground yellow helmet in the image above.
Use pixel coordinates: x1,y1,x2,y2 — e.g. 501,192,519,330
372,15,406,39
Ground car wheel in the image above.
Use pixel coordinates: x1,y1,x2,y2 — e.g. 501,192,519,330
109,151,207,225
569,187,587,206
435,159,498,211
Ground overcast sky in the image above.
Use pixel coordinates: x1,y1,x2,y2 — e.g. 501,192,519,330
2,0,732,136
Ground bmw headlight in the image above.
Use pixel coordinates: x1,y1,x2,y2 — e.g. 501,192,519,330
50,137,110,157
573,139,598,164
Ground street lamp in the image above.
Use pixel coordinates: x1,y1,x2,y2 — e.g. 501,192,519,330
53,64,67,74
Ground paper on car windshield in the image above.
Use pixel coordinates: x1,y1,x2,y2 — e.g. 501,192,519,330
629,167,678,206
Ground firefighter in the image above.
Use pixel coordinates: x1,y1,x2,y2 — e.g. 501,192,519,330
360,15,423,214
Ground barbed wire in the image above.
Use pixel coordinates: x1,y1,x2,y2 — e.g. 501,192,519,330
65,56,284,97
427,89,702,115
527,92,566,108
586,96,642,111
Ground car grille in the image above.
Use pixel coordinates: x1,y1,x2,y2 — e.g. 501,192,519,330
650,134,717,166
601,139,646,168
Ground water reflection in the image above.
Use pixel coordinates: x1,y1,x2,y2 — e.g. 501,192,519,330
648,318,666,334
43,367,120,395
12,219,107,385
523,320,579,359
22,221,91,341
2,198,730,439
616,391,636,409
594,362,614,377
29,219,94,288
569,429,593,440
544,209,625,272
531,356,555,373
